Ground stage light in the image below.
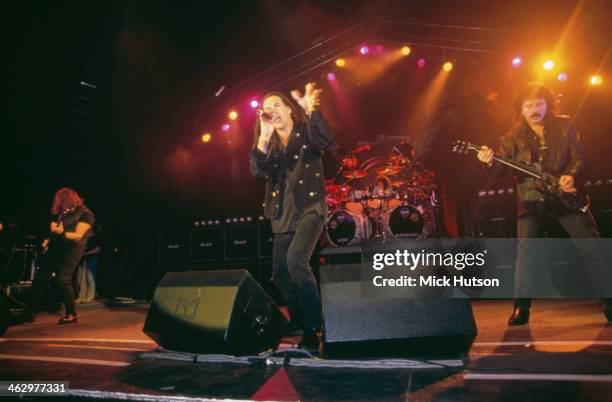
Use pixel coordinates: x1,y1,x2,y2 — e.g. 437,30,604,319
542,60,555,71
335,58,346,67
401,46,411,56
232,218,239,223
497,189,505,195
327,72,336,81
214,219,221,225
417,58,426,68
442,62,453,72
228,110,238,120
208,220,214,226
221,123,230,132
359,46,369,55
258,215,265,221
246,216,253,222
487,190,496,196
589,75,603,86
225,218,231,224
511,57,522,68
478,190,487,197
194,221,200,227
201,133,211,143
557,72,568,82
250,99,259,109
507,187,515,194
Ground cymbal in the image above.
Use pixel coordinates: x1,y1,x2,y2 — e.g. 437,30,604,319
342,169,369,179
375,166,401,176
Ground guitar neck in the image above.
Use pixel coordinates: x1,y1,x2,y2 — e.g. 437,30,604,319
491,155,542,180
464,144,542,180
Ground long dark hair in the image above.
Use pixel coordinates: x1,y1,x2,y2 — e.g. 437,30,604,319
512,82,557,128
251,91,306,151
51,187,84,215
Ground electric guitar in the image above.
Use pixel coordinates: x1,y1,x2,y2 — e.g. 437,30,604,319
41,207,75,254
451,140,590,212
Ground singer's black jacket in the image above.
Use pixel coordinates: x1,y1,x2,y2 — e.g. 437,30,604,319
249,110,335,221
488,115,586,216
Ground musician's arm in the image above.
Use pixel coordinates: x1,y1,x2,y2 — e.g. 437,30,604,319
487,136,513,178
64,222,91,242
307,110,335,152
563,124,587,180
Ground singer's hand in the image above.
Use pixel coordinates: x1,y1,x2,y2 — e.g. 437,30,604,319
256,110,275,153
291,82,322,117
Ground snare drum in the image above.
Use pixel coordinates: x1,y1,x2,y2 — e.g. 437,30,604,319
326,210,372,247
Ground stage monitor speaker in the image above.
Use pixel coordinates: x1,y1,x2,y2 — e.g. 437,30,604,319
143,270,286,355
225,225,258,260
320,263,477,358
191,227,224,262
158,230,189,264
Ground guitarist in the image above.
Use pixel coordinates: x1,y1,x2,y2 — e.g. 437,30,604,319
17,188,95,325
477,82,612,325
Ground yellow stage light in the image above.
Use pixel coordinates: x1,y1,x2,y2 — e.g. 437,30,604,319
542,60,555,71
589,75,603,86
401,46,411,56
201,133,212,143
443,62,453,72
228,110,238,120
335,58,346,67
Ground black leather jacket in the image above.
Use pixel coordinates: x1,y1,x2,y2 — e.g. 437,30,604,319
489,116,586,216
249,110,335,220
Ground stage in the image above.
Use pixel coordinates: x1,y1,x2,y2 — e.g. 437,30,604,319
1,300,611,401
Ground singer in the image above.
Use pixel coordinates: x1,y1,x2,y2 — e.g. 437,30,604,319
249,83,335,350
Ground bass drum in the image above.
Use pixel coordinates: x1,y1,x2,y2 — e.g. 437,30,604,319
385,204,424,239
326,210,372,247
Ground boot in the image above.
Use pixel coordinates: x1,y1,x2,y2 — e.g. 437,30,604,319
508,300,530,326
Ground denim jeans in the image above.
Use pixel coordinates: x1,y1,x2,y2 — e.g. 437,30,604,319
272,211,324,330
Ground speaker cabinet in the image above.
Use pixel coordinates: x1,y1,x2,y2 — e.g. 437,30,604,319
320,263,477,358
191,227,225,262
225,225,258,260
158,230,189,264
143,270,286,355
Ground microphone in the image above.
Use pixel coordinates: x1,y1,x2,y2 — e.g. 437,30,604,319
351,144,371,154
257,110,273,121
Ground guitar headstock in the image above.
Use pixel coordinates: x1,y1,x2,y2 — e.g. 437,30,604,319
451,140,477,154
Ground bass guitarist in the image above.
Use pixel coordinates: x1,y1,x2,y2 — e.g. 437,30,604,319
477,82,612,325
16,188,95,325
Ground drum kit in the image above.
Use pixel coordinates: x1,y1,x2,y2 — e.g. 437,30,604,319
325,145,442,247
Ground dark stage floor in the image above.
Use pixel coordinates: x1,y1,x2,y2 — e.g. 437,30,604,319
1,300,611,401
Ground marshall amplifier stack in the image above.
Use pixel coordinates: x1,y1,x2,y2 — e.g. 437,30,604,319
157,220,278,300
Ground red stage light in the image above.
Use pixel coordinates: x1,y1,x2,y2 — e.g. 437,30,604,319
417,58,426,68
511,57,522,67
221,123,230,132
359,46,369,55
250,99,259,108
327,72,336,81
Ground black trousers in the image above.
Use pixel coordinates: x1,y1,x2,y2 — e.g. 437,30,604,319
272,212,324,330
515,208,610,305
28,242,86,316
